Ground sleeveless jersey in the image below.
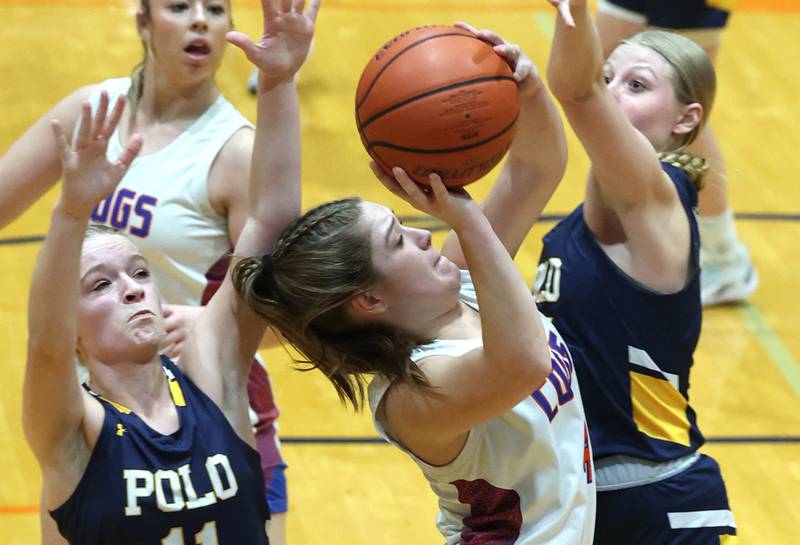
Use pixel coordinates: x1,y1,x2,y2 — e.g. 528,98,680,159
533,163,704,462
87,77,252,306
599,0,732,29
51,357,269,545
83,80,284,480
369,271,596,545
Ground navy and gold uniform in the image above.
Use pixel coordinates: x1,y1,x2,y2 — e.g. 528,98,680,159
598,0,734,30
534,164,736,544
51,357,269,545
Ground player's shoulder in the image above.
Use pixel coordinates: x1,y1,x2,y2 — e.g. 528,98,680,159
212,127,254,176
52,83,101,113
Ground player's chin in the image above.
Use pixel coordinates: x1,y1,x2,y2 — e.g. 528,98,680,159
437,256,461,282
130,324,166,348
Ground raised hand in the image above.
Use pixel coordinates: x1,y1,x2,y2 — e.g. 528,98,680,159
226,0,321,87
548,0,575,27
51,91,142,220
370,162,480,232
454,21,541,97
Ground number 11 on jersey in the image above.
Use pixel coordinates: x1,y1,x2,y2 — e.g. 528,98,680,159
162,521,218,545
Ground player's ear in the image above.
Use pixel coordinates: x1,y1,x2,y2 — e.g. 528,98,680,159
349,290,387,318
136,8,150,41
673,102,703,137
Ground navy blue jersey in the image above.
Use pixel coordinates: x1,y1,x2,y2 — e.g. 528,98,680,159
533,163,704,462
602,0,732,29
51,356,269,545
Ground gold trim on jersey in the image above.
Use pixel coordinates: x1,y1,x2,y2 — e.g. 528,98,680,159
630,371,692,447
98,396,132,414
84,363,187,412
168,378,187,407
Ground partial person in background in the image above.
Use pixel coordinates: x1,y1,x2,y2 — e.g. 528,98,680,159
536,1,736,543
0,0,303,542
23,2,317,543
234,25,596,545
594,0,757,305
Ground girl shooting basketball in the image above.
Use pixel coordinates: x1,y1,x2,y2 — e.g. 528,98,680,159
233,24,596,544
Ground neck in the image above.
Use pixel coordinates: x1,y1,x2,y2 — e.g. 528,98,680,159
136,63,219,124
87,357,170,416
400,300,474,341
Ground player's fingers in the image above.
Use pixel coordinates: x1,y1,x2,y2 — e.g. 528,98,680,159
370,161,408,197
166,342,183,359
475,28,504,46
75,101,92,148
305,0,321,22
453,21,479,35
392,167,428,201
50,120,71,163
102,94,127,141
116,134,144,170
557,1,575,28
428,173,449,201
92,91,109,141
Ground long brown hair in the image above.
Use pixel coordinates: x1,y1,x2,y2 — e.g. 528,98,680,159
233,198,431,410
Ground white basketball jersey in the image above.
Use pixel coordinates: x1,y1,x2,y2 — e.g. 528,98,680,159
368,271,596,545
86,78,253,306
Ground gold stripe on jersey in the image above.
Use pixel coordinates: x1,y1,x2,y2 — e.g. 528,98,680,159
168,379,187,407
630,372,691,447
99,396,132,414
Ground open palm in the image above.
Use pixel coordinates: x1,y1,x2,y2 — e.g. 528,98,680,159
227,0,321,84
52,92,142,219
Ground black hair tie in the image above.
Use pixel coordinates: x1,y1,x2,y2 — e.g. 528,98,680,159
253,254,277,298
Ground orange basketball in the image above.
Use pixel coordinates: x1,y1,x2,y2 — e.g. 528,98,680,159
355,25,519,187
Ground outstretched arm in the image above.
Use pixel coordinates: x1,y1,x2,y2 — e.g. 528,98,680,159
182,0,321,430
441,23,567,265
547,0,678,209
24,95,141,473
374,169,552,463
546,0,692,288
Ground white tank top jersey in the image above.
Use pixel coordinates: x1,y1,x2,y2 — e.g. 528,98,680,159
368,271,596,545
86,78,253,306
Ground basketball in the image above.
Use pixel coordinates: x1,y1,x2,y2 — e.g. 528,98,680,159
355,25,519,187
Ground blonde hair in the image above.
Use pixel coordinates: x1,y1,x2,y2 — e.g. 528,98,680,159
127,0,151,125
624,30,716,149
84,222,125,242
657,151,708,188
623,30,715,189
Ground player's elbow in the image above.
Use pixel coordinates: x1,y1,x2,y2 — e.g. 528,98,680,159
502,341,552,392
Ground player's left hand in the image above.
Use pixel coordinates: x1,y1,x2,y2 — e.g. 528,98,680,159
453,22,541,98
226,0,321,89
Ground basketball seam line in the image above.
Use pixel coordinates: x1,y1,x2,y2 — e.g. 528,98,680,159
358,75,517,132
367,112,519,154
355,31,477,114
